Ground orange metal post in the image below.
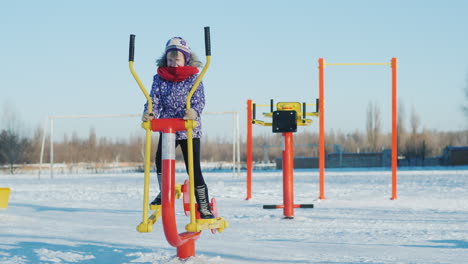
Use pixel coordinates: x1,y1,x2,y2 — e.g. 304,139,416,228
246,100,253,200
391,58,398,200
282,132,294,218
316,57,396,200
318,58,326,200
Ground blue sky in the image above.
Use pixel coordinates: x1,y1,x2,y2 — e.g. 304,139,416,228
1,0,467,140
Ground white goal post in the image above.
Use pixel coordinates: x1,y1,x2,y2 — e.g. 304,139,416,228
39,112,241,179
203,111,241,177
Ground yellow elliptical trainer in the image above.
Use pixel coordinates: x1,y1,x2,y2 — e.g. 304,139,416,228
129,27,228,247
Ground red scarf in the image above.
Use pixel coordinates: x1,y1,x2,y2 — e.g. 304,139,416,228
157,66,199,82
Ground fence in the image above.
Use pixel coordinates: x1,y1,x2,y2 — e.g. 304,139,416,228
275,146,468,169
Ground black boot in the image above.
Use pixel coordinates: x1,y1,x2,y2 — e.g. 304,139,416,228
195,185,215,219
150,193,161,206
150,173,162,206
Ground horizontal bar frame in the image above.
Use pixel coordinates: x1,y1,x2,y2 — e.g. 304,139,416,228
325,62,391,66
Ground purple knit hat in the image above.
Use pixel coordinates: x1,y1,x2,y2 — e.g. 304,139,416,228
165,37,191,64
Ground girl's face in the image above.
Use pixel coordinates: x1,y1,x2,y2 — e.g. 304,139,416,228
166,51,185,67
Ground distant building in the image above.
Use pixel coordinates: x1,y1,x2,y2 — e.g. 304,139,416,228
441,146,468,166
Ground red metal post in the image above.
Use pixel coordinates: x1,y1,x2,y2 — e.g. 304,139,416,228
158,124,200,259
318,58,326,200
282,132,294,218
391,58,398,200
176,239,196,259
246,99,253,200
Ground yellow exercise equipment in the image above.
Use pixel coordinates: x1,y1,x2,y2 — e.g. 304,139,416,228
252,100,319,127
129,27,228,236
0,188,11,209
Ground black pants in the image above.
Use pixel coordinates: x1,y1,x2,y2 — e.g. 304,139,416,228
155,136,206,187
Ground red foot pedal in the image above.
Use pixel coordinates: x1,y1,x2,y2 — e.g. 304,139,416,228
183,180,190,216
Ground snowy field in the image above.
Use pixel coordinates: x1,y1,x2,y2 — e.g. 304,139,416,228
1,167,467,264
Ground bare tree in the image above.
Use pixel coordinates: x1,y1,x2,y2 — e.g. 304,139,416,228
0,103,29,173
410,105,421,135
0,130,29,173
25,125,45,163
87,127,97,163
403,106,425,158
397,100,407,155
366,102,382,151
463,75,468,123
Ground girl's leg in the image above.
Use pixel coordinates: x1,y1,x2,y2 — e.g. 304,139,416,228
179,138,205,187
151,137,182,206
155,135,163,174
179,138,214,219
150,135,163,205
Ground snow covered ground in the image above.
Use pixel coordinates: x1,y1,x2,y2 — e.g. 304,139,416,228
1,167,467,263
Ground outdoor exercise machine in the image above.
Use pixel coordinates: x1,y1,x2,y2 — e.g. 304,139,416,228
128,27,228,259
0,187,11,209
317,58,398,200
246,99,318,219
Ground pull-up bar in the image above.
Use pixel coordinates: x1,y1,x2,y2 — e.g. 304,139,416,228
324,62,391,66
317,57,398,200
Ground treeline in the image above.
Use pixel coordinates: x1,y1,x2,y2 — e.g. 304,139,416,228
248,129,468,162
1,125,467,168
0,126,239,168
1,101,468,172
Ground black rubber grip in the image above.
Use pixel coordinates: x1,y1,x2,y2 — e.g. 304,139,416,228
303,102,306,119
270,99,274,112
299,204,314,208
204,27,211,56
316,98,319,113
252,103,256,120
129,34,135,62
263,205,277,209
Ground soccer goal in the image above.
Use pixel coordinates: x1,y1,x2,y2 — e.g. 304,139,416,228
39,112,240,179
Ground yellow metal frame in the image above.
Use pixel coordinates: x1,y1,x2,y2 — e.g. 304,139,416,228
183,57,229,233
252,102,318,127
129,60,155,232
185,56,210,232
146,183,183,225
0,187,11,209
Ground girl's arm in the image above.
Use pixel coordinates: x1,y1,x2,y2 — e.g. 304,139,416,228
143,76,163,117
190,81,205,117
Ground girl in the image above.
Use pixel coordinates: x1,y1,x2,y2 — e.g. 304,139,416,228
142,37,214,219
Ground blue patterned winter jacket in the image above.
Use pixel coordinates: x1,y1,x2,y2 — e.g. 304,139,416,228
144,74,205,140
